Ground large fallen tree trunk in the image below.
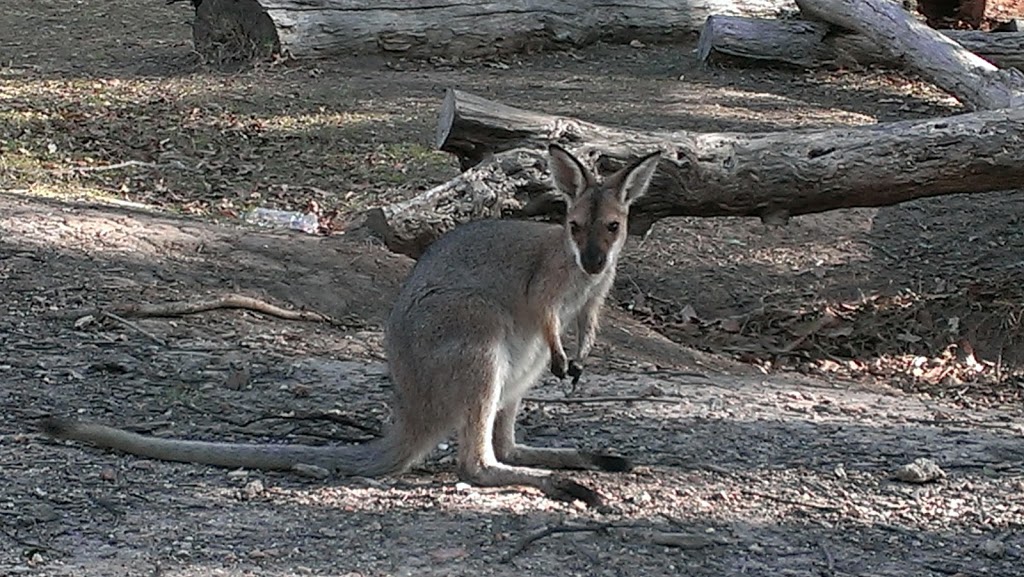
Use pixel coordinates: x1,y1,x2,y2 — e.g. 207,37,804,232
190,0,795,61
795,0,1024,109
363,89,1024,258
697,14,1024,71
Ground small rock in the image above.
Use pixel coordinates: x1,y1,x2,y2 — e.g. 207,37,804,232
99,467,118,482
226,469,248,479
833,463,847,480
629,39,646,48
894,458,945,483
429,547,468,561
652,532,716,549
224,363,251,390
981,539,1006,559
454,482,472,492
291,463,330,479
243,479,265,499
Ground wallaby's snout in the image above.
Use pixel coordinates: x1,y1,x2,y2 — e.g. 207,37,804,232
579,242,607,275
572,214,616,274
549,143,662,276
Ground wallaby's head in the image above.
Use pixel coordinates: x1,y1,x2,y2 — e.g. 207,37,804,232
548,143,662,275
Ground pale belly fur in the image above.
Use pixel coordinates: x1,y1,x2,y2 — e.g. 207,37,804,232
497,332,550,408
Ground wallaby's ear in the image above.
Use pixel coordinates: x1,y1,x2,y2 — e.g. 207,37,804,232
548,143,593,200
615,150,662,206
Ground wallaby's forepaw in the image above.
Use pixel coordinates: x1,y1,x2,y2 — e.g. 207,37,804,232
587,453,634,472
567,360,584,385
545,476,604,507
550,353,568,379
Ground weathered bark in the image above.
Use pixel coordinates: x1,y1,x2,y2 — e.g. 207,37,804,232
697,14,1024,71
191,0,795,61
795,0,1024,109
367,89,1024,258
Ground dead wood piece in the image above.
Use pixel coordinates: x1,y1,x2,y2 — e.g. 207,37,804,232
56,160,192,174
191,0,794,61
795,0,1024,109
697,14,1024,71
501,522,641,564
523,394,696,405
108,294,332,323
291,463,330,479
367,89,1024,258
100,311,169,347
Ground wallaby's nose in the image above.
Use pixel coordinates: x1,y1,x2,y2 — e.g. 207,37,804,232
580,243,607,275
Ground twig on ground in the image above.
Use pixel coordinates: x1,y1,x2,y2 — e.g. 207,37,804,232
855,238,900,262
817,537,836,575
658,512,688,530
0,524,66,555
56,160,191,174
501,521,640,564
523,394,694,405
86,294,333,323
101,310,168,347
645,369,710,380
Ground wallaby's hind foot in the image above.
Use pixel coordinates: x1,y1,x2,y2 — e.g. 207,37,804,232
456,373,605,507
458,459,605,507
500,445,633,472
492,402,633,473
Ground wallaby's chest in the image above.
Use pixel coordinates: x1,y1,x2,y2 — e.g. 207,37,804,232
556,270,611,323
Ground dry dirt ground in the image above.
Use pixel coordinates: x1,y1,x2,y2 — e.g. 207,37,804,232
2,1,1024,576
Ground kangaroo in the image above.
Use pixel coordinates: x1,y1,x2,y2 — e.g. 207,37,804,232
41,143,662,506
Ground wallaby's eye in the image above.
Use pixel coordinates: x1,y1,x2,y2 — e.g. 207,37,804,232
607,221,620,233
570,221,582,235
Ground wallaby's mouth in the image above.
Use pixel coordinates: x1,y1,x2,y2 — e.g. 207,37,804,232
580,256,607,275
577,242,608,275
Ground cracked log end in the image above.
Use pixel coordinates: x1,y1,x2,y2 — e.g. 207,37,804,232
193,0,280,64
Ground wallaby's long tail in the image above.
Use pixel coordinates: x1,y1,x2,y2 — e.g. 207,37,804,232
40,417,412,477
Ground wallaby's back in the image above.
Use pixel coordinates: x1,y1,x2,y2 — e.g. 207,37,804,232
388,219,564,321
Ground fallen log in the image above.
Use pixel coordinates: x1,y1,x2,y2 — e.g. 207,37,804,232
366,89,1024,258
697,14,1024,71
190,0,795,61
795,0,1024,109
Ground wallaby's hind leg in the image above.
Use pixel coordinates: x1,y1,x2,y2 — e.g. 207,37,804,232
492,399,633,472
454,355,604,506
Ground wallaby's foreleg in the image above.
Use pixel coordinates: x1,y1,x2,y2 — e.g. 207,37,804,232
570,282,611,383
455,361,602,506
542,309,570,379
575,295,603,363
492,399,632,473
